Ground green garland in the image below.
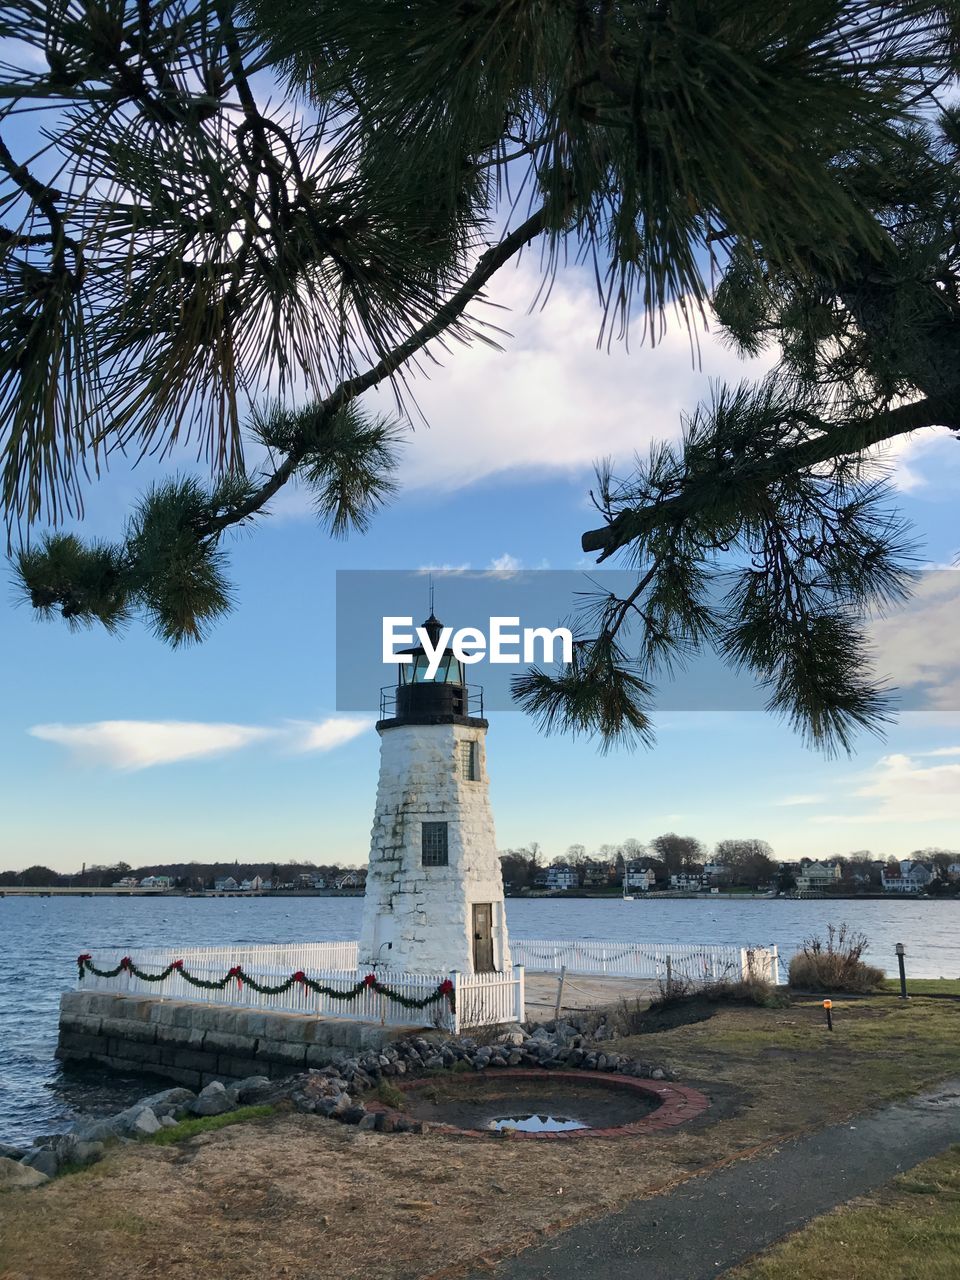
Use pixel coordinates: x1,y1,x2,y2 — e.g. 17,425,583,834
77,954,455,1012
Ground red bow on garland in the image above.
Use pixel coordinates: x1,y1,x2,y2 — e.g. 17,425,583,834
228,965,243,990
439,979,454,997
363,973,378,987
292,971,306,984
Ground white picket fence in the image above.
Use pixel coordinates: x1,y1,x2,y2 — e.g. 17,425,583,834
78,949,524,1033
77,934,780,1033
510,938,781,984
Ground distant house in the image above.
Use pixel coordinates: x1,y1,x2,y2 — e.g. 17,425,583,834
947,863,960,880
624,863,656,892
112,876,139,888
796,861,841,893
669,872,702,890
139,875,173,888
846,867,874,886
701,862,729,885
214,876,239,892
882,860,933,893
583,864,613,889
545,865,578,891
336,870,365,890
239,875,266,892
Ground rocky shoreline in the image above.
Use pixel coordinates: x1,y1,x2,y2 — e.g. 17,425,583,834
1,1018,674,1189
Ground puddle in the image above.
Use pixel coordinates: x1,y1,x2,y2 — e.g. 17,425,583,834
400,1075,665,1135
487,1114,589,1133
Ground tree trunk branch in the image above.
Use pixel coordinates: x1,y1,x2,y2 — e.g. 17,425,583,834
202,206,549,536
581,395,960,558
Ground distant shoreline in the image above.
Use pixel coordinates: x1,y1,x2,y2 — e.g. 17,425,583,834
1,887,952,903
0,887,365,899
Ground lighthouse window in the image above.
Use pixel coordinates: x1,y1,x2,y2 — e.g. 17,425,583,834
421,822,449,866
459,739,478,781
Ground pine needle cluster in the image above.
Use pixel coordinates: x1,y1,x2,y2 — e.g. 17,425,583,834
4,2,960,753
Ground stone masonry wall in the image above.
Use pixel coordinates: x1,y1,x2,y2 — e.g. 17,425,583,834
359,721,511,974
57,991,406,1091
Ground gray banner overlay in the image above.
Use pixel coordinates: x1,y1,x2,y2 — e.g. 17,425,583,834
335,569,960,715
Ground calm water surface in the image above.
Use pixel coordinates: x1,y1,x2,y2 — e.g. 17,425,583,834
2,894,958,1145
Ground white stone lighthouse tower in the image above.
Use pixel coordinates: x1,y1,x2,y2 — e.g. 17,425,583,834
359,613,511,975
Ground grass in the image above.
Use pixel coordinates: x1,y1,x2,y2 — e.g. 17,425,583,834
730,1144,960,1280
143,1104,278,1146
2,993,960,1280
882,978,960,996
373,1081,406,1111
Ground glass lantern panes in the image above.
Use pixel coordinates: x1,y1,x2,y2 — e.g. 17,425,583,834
399,653,465,684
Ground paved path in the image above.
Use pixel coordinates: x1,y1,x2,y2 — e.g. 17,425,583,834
472,1079,960,1280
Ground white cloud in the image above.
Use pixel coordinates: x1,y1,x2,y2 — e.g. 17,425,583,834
290,718,373,752
362,260,774,493
488,552,522,573
30,716,374,769
776,794,827,807
263,254,951,510
871,571,960,711
880,427,960,494
29,720,273,770
811,751,960,825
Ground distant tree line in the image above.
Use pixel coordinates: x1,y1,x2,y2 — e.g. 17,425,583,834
5,844,958,894
498,838,960,893
0,859,364,889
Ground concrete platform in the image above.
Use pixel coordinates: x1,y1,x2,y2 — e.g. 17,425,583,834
58,991,407,1089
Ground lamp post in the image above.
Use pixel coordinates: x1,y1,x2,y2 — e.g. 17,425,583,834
895,942,908,999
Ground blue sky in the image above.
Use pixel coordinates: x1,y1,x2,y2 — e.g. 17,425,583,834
2,249,959,872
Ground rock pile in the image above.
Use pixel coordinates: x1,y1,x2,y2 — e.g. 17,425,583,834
5,1025,675,1181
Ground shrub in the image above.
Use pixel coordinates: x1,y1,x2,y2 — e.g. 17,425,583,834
788,923,886,993
611,974,788,1035
701,976,789,1008
650,974,787,1012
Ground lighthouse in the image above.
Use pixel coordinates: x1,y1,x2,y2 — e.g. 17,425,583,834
358,612,512,976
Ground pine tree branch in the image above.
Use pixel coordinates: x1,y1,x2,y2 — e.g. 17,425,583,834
581,394,960,559
200,205,549,536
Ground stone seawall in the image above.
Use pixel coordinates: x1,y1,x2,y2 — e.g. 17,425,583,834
58,992,407,1090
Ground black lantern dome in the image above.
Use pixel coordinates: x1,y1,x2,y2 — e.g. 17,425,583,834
378,613,486,730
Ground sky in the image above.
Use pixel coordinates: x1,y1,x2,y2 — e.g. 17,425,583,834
2,253,959,873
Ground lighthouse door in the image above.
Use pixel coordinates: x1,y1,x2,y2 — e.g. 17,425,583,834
472,903,495,972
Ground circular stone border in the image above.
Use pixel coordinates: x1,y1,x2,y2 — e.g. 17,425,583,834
364,1069,710,1140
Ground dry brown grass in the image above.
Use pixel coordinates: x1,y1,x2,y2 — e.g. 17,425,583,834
1,991,959,1280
